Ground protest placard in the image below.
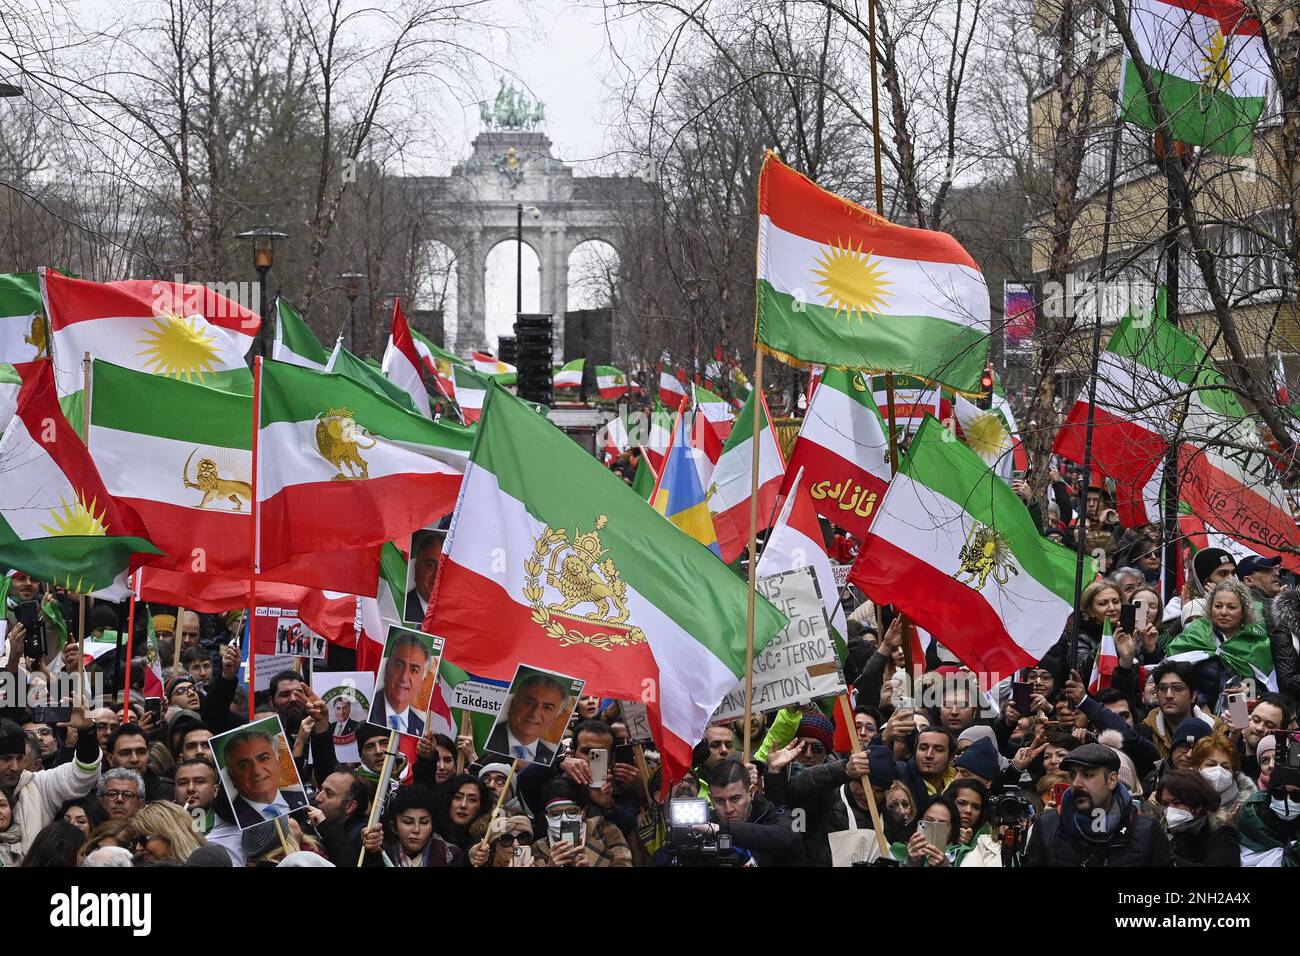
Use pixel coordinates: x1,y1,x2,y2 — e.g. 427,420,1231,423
367,625,445,740
618,700,653,743
311,671,374,763
485,664,585,767
711,566,845,721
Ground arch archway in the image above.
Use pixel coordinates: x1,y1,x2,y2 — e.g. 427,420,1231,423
483,238,540,351
567,239,621,311
412,239,458,349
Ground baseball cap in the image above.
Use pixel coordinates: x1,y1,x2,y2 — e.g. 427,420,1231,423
1236,555,1281,579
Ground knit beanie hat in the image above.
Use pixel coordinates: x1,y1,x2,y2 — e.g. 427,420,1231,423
1171,717,1212,752
954,736,1000,783
796,712,836,752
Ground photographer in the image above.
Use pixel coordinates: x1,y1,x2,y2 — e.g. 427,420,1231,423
697,756,803,866
1237,732,1300,866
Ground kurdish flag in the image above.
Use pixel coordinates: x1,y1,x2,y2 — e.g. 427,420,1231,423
707,388,785,564
596,365,631,400
42,270,258,397
782,368,891,539
0,273,46,365
380,299,432,418
473,351,515,376
953,374,1027,480
1053,293,1196,526
452,365,490,424
256,361,472,572
756,153,990,393
1120,0,1268,157
652,411,721,556
0,359,160,592
872,374,949,436
428,380,787,783
273,298,330,371
554,358,585,389
850,416,1087,676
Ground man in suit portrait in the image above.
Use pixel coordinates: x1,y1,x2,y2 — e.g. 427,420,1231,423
368,632,431,736
222,727,308,828
330,696,360,739
486,672,570,764
405,530,444,624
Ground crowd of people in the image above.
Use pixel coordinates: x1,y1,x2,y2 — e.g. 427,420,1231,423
3,462,1300,869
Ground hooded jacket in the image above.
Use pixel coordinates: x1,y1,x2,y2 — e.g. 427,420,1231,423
10,730,100,855
1168,810,1240,867
1267,590,1300,703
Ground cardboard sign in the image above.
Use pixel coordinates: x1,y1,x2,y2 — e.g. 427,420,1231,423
618,700,653,743
251,654,301,693
312,671,374,764
711,566,846,721
484,664,585,767
448,677,509,716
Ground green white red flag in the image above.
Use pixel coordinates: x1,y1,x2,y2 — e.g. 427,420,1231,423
0,358,160,592
596,365,631,400
850,416,1088,676
756,153,989,393
782,368,890,538
452,365,489,423
554,358,585,389
428,381,786,784
0,273,46,365
272,298,330,371
0,362,18,435
707,388,785,564
256,361,472,575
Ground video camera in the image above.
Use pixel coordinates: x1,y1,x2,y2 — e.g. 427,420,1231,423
663,798,747,867
990,792,1034,866
1271,731,1300,794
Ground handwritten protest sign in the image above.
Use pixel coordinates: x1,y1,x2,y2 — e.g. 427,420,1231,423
619,700,653,743
711,566,845,721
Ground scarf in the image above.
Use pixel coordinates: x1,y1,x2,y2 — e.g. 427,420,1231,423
948,823,994,866
1060,784,1131,845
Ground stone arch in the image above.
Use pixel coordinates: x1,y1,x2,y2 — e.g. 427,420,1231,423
567,238,622,311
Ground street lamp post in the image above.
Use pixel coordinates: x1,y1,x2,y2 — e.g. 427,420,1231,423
236,227,287,355
339,272,365,352
516,204,541,321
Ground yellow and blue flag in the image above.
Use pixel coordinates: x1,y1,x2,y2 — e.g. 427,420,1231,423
651,410,721,557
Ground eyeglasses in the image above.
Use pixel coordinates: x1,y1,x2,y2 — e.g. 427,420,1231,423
103,791,139,802
804,741,826,754
93,722,120,732
133,834,164,848
1157,683,1188,695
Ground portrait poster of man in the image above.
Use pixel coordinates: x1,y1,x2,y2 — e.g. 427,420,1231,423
311,671,374,764
207,716,308,831
367,625,445,739
404,527,446,625
485,664,585,767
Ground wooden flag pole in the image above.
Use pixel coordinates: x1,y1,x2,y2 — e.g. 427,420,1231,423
475,757,521,852
123,581,138,713
882,372,919,680
837,693,890,857
356,731,401,867
172,606,186,673
77,353,92,700
741,352,764,760
272,816,293,856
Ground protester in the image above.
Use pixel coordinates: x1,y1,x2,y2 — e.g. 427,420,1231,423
1189,734,1255,815
1153,769,1239,867
123,801,207,863
528,777,631,867
1237,734,1300,867
18,820,86,867
1,713,100,856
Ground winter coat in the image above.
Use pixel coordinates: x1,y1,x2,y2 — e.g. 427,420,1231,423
1023,791,1174,867
725,794,804,867
1168,811,1240,867
786,759,875,867
1142,705,1225,760
10,755,100,855
1268,590,1300,703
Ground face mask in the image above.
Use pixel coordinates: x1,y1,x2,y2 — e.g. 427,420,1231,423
1269,796,1300,821
1201,766,1233,792
1164,807,1195,831
546,810,583,844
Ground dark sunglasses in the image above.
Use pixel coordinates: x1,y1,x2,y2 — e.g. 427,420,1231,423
495,832,526,847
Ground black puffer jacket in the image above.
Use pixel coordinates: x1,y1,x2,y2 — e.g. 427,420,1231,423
1268,590,1300,703
725,794,805,867
1023,798,1173,867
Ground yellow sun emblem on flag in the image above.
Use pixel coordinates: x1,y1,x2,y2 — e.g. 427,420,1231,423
38,492,108,537
963,411,1009,458
138,312,221,381
811,240,893,322
1200,28,1231,91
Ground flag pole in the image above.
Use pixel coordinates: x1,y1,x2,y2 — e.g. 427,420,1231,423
356,731,401,867
455,711,472,774
1067,113,1125,673
172,606,186,673
123,577,138,714
248,355,262,721
77,352,92,700
741,352,763,760
837,694,891,856
475,757,521,854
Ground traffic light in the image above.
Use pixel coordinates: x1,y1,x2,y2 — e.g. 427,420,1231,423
979,363,994,410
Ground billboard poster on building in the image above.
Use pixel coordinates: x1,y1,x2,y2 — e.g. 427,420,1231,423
1004,282,1037,360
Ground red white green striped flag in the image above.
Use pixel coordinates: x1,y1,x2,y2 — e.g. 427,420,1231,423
0,273,46,365
380,299,431,418
707,388,785,564
1120,0,1268,158
782,368,891,539
452,365,489,424
256,361,472,574
659,368,688,411
850,416,1088,676
553,358,585,389
0,362,18,435
429,381,786,783
0,359,159,592
473,351,515,376
42,270,259,396
756,153,989,393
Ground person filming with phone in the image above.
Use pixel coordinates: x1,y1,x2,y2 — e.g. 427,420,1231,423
1023,743,1171,867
